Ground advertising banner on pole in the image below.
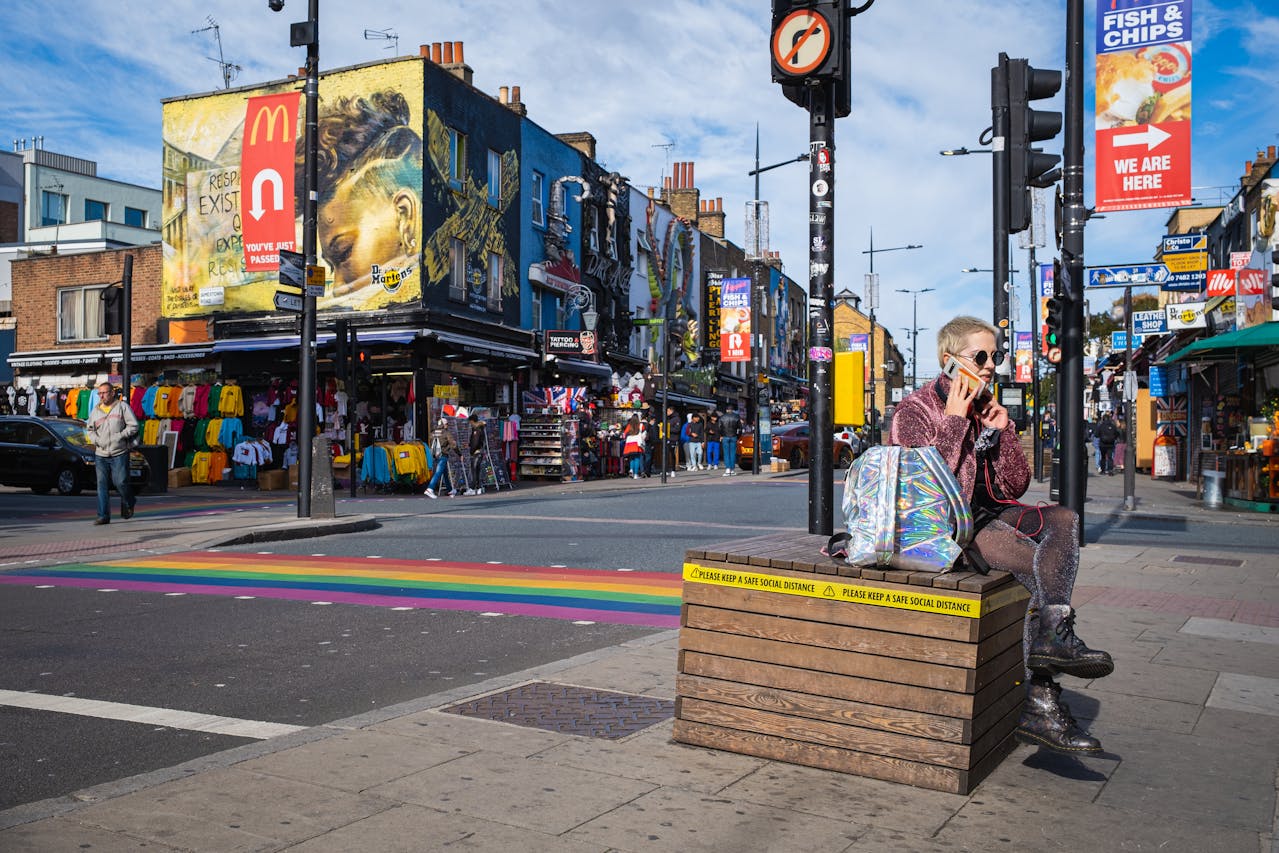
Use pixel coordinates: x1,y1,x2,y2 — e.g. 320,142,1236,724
719,277,752,362
241,92,301,271
1014,331,1033,383
1038,262,1054,354
1094,0,1192,212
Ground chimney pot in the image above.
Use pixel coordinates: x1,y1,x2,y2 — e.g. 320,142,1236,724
512,85,521,103
454,41,464,64
716,197,723,212
442,42,454,63
680,162,689,188
297,67,306,77
1246,160,1253,175
419,44,429,58
1270,145,1277,160
688,162,695,188
499,86,508,104
431,42,442,63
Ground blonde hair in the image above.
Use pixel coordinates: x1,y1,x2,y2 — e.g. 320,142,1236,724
936,315,997,367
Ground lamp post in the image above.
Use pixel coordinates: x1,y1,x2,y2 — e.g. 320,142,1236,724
746,124,809,475
861,229,922,443
269,0,319,518
566,283,599,335
895,286,934,390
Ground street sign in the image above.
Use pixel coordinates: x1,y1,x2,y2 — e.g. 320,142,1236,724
632,318,665,326
1163,270,1205,292
1166,300,1207,329
1132,309,1167,336
1086,264,1169,287
278,249,304,290
1163,251,1208,273
1110,331,1144,350
274,290,304,313
1162,234,1206,254
305,264,326,298
772,8,832,77
1230,251,1251,270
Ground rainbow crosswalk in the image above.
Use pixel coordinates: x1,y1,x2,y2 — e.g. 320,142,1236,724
0,551,683,628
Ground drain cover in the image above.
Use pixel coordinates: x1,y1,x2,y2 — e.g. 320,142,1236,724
441,681,674,739
1172,555,1244,568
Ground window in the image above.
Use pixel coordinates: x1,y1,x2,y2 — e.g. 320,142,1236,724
41,191,67,226
58,285,107,342
487,252,502,311
487,150,501,207
124,206,146,228
448,128,466,190
449,238,467,301
531,171,545,226
85,199,108,221
531,288,543,332
587,206,599,252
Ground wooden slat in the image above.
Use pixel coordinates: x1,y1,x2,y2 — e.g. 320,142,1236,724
957,572,1014,593
880,569,915,585
676,672,970,743
671,719,972,795
683,604,1014,670
680,581,985,643
970,675,1025,741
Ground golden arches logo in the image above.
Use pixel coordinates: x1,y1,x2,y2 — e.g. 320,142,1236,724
250,104,291,145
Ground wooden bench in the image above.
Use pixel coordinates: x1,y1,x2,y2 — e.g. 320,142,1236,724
672,530,1029,795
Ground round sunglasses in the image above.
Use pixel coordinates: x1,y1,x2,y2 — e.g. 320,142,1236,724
957,349,1006,367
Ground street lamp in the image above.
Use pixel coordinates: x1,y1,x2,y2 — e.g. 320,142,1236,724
862,229,922,443
269,0,320,519
895,287,934,390
566,283,598,332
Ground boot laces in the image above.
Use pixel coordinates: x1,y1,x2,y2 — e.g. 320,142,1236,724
1054,610,1085,648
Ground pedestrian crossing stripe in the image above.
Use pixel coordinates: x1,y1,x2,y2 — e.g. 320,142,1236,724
682,563,1027,618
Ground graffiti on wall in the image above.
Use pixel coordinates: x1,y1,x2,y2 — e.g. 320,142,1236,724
643,196,697,366
160,61,426,317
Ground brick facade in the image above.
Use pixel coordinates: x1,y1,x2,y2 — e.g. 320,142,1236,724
0,200,18,244
12,244,163,353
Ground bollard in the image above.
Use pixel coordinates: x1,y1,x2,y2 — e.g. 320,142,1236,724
310,436,335,519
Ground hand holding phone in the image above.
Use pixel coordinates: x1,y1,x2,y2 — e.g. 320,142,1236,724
942,356,988,402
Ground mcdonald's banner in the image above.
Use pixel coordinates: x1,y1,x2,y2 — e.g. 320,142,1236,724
241,93,300,272
160,61,425,317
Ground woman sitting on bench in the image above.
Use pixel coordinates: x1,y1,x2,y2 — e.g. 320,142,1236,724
890,315,1113,756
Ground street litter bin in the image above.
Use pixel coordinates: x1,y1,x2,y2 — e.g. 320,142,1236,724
1202,470,1224,509
138,444,169,494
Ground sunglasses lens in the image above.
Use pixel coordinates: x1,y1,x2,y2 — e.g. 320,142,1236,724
992,350,1006,366
969,351,1006,367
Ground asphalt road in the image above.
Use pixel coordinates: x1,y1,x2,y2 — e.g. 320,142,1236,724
2,474,1273,813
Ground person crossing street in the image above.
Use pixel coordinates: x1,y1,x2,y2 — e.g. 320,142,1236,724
85,381,140,525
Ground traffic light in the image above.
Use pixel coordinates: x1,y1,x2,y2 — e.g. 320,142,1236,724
1044,262,1064,365
1007,57,1062,233
101,286,124,336
770,1,851,117
354,347,372,384
333,319,349,379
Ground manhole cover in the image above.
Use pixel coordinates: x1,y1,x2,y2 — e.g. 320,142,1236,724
1172,555,1244,568
441,681,674,739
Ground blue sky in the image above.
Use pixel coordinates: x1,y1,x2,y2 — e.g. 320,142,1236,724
2,0,1273,373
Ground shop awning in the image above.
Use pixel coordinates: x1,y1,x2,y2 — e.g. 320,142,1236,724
658,391,716,409
7,348,108,368
7,343,216,368
1163,321,1279,363
430,330,536,361
212,329,419,352
550,358,612,378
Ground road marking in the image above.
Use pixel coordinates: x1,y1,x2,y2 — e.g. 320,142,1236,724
0,690,306,740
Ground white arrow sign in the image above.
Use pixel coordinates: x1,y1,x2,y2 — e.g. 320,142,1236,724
1112,124,1172,152
250,168,285,221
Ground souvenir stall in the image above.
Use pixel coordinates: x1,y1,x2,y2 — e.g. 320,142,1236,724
590,371,647,479
519,386,588,482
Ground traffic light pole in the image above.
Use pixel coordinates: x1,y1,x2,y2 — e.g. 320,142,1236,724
1061,0,1088,536
991,55,1011,362
121,254,133,401
296,0,320,518
808,81,835,537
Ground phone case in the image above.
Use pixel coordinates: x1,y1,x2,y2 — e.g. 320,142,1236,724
944,357,988,400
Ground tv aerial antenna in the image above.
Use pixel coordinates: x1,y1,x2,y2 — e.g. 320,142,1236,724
363,27,400,56
191,16,241,89
651,140,675,188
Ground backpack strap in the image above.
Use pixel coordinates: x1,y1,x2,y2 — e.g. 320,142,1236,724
916,446,973,546
873,446,901,564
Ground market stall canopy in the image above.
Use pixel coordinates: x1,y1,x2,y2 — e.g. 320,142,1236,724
1163,321,1279,364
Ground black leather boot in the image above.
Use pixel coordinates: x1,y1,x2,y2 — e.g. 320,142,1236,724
1026,604,1114,679
1014,677,1102,755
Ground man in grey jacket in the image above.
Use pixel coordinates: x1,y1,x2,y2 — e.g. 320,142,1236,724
86,381,140,525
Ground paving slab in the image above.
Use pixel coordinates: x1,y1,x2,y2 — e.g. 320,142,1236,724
235,730,474,793
279,803,610,853
943,781,1262,853
551,647,678,697
1080,657,1219,704
1207,672,1279,718
71,767,396,852
563,785,868,853
1182,617,1279,646
1067,687,1202,734
529,721,767,795
365,749,657,836
366,706,572,756
979,743,1117,801
1152,635,1279,680
0,817,186,852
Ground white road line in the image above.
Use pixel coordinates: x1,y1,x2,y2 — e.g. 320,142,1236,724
0,689,306,740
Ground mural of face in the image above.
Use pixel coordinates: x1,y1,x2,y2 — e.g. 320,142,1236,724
320,159,418,293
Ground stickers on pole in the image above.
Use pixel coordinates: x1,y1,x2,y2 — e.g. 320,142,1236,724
1093,0,1192,212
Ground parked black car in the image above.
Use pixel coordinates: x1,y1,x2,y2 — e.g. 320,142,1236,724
0,416,149,496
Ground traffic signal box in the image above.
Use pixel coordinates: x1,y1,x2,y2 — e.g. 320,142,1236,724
1044,259,1064,364
1006,57,1062,233
770,1,851,118
101,286,124,336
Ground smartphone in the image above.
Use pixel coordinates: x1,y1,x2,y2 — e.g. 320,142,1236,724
942,356,989,401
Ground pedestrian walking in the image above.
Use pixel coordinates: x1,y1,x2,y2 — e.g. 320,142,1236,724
424,417,460,498
891,315,1113,756
622,414,646,479
687,413,706,470
664,405,681,476
85,381,139,525
1096,412,1119,475
719,402,742,476
706,412,722,469
465,412,487,494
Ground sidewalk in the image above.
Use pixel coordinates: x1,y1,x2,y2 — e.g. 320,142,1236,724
2,483,1278,850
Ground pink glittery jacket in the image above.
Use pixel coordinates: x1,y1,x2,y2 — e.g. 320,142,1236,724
889,376,1030,504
